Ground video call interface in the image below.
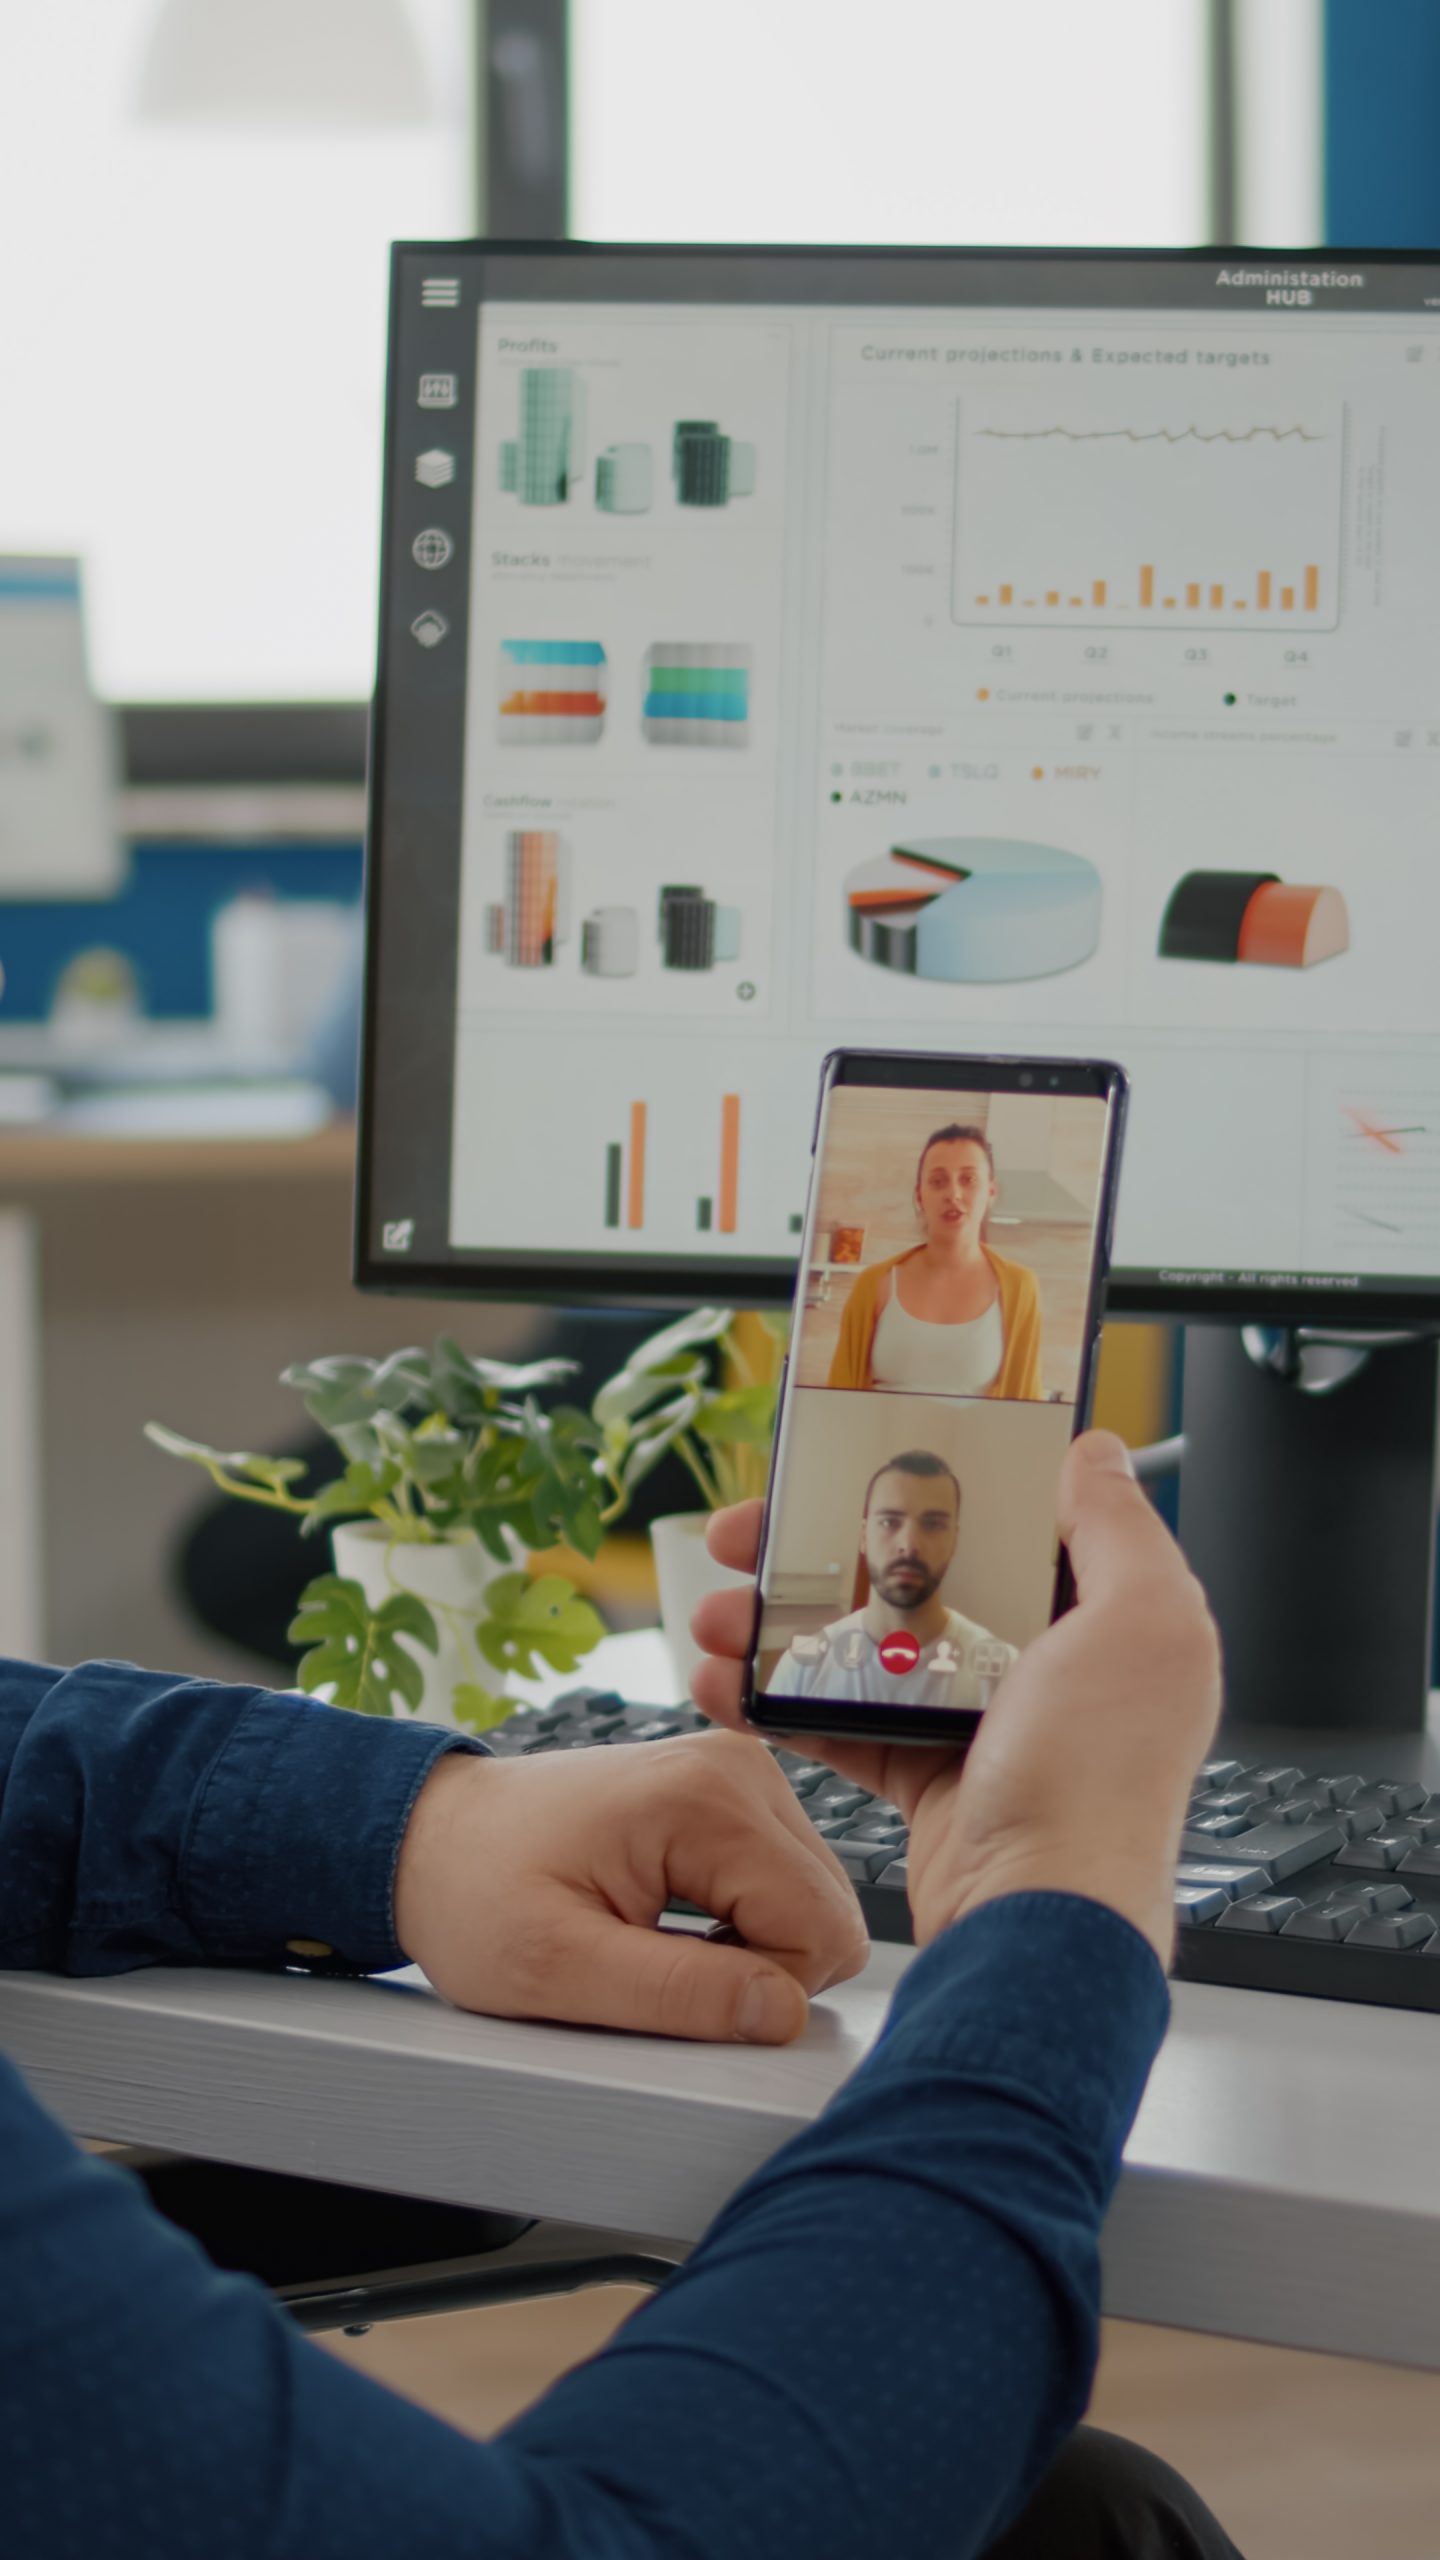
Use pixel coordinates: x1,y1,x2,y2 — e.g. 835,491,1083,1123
753,1077,1113,1714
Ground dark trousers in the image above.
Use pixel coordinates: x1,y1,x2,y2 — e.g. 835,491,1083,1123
986,2426,1244,2560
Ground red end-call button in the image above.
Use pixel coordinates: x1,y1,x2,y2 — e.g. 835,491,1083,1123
877,1630,921,1676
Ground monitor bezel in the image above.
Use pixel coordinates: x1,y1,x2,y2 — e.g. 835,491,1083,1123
357,237,1440,1330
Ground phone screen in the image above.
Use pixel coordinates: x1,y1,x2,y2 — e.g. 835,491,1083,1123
748,1055,1124,1738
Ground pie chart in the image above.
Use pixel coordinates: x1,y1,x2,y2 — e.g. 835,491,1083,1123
845,837,1102,983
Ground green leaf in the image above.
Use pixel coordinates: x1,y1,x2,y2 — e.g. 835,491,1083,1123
692,1383,778,1449
300,1460,402,1531
619,1307,734,1375
450,1681,519,1734
473,1571,606,1680
430,1334,578,1420
144,1422,310,1492
288,1574,439,1718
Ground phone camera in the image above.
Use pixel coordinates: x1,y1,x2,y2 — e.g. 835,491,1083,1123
1019,1070,1034,1086
1049,1074,1059,1088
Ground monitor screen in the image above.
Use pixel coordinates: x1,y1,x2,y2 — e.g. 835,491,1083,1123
359,244,1440,1324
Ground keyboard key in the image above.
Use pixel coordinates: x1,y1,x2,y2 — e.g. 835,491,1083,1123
1345,1910,1438,1952
1321,1880,1412,1916
1205,1790,1266,1820
1185,1812,1254,1841
1372,1782,1428,1817
834,1839,906,1884
844,1820,908,1847
779,1761,828,1798
1198,1760,1244,1790
1398,1843,1440,1878
1335,1807,1386,1841
1175,1861,1270,1901
812,1785,869,1819
1282,1899,1372,1942
1313,1775,1364,1807
1219,1820,1344,1879
1273,1796,1329,1824
1335,1833,1414,1872
1176,1881,1230,1925
874,1857,909,1892
1243,1765,1306,1801
1403,1817,1440,1846
1217,1893,1305,1934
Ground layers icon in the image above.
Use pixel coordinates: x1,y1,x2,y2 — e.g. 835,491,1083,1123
846,837,1101,981
642,643,750,747
485,831,571,967
1158,869,1349,968
498,641,606,744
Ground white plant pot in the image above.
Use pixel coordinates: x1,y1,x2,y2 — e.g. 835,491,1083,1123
650,1510,751,1699
329,1520,512,1728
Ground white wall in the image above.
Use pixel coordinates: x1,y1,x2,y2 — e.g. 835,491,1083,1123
765,1385,1072,1651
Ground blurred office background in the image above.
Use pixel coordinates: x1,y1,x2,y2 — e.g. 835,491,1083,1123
5,10,1440,2546
0,0,1435,1685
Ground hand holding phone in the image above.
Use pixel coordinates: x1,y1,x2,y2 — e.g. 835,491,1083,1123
693,1432,1221,1967
744,1049,1127,1748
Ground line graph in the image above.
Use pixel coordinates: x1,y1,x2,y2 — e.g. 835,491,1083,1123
976,422,1325,447
953,399,1344,631
1325,1093,1440,1262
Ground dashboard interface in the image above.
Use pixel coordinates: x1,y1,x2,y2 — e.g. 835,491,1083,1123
362,248,1440,1317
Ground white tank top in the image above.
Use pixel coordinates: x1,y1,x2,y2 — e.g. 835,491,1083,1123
869,1266,1003,1394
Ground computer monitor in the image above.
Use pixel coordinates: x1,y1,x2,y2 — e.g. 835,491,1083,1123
358,243,1440,1731
360,241,1440,1334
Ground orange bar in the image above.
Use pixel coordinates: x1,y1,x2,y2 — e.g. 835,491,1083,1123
1186,583,1200,607
1304,564,1319,610
627,1101,647,1231
718,1094,741,1235
1233,599,1247,609
998,583,1013,605
1209,583,1224,608
1162,596,1176,608
1068,594,1083,605
975,594,990,605
1044,590,1059,606
1139,565,1154,606
1022,598,1036,606
1257,571,1272,609
1281,585,1295,611
1092,578,1107,606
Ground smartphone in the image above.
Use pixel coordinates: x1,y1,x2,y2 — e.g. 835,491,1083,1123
744,1049,1128,1746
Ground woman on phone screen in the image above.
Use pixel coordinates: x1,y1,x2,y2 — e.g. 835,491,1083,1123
827,1124,1044,1399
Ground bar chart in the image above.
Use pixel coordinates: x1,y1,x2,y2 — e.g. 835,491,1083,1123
953,408,1344,632
600,1092,743,1234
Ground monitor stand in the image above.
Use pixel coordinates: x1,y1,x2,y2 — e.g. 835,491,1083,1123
1177,1324,1440,1738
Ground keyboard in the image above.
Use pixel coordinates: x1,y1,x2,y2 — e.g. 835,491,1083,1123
486,1690,1440,2013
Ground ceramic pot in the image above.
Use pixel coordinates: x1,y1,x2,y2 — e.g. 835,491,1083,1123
650,1510,750,1698
329,1520,511,1727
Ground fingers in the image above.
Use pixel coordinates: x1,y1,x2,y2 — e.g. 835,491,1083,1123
691,1578,757,1666
541,1911,812,2043
706,1498,763,1572
660,1739,870,1992
1058,1429,1190,1609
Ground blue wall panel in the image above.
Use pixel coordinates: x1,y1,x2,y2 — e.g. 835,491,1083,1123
1326,0,1440,246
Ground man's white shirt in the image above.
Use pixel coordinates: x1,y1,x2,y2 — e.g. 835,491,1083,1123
767,1606,1017,1710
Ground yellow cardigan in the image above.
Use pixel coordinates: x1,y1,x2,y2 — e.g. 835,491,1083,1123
826,1245,1045,1399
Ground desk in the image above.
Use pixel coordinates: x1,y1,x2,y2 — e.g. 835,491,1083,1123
6,1947,1440,2370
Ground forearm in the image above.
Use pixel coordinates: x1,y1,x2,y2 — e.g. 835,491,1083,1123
0,1656,479,1976
2,1893,1165,2560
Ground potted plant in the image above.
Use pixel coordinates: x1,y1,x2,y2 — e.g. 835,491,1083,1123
146,1339,611,1732
592,1307,786,1688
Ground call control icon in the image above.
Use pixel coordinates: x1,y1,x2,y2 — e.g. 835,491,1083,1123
878,1630,922,1676
412,527,453,570
835,1629,869,1671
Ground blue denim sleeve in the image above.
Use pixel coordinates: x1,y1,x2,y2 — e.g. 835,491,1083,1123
2,1892,1168,2560
0,1656,483,1976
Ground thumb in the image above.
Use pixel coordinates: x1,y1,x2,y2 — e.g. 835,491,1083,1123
534,1910,809,2045
1058,1429,1177,1605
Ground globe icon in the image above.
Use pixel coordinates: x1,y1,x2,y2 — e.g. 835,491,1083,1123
412,527,453,570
